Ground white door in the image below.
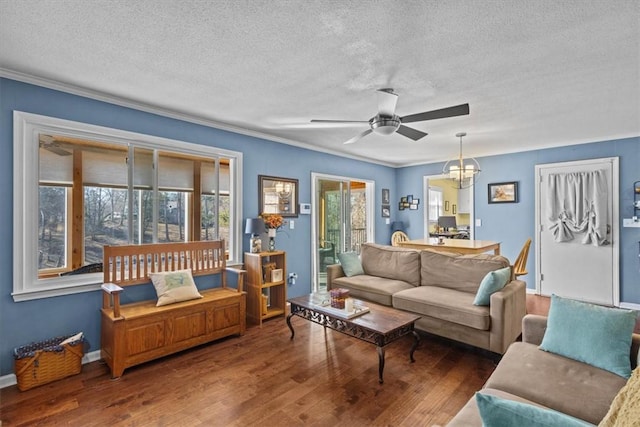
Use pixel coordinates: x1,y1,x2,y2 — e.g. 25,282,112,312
535,157,619,305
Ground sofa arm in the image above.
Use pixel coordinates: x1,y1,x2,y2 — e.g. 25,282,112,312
489,280,527,354
326,264,345,290
522,314,548,346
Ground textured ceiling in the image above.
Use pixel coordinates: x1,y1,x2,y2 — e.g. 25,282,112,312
1,0,639,167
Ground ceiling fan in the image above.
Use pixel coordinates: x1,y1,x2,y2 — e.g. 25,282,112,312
311,89,470,145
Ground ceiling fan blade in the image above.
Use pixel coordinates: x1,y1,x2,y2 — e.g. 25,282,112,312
401,103,470,123
396,125,428,141
376,89,398,116
310,119,368,124
344,129,373,145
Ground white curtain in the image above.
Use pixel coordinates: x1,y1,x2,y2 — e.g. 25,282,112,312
546,169,609,246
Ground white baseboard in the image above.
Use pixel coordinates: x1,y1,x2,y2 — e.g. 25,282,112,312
0,349,102,389
620,302,640,311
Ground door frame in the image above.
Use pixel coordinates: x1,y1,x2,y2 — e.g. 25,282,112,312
534,157,619,305
423,174,475,239
311,172,375,292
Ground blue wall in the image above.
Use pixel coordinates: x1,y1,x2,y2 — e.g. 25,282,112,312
397,138,640,303
0,78,395,375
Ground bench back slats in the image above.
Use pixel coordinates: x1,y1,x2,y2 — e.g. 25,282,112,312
103,240,226,287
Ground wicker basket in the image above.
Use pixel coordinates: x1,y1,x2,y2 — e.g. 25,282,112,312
14,333,85,391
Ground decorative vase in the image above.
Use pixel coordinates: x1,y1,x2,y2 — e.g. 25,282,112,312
268,228,277,251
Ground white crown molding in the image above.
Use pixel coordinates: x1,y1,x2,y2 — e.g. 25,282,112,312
0,68,396,168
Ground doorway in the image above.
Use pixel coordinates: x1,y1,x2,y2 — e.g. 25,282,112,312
535,157,619,306
423,174,474,239
311,173,374,292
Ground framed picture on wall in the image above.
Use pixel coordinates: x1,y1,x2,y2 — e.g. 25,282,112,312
259,175,299,216
488,181,519,204
382,188,390,204
382,205,390,217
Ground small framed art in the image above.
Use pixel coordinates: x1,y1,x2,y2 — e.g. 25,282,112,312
488,182,519,204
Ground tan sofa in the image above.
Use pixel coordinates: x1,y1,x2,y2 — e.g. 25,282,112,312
327,243,526,354
447,314,640,426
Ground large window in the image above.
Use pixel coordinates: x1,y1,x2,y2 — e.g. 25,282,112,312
14,112,243,301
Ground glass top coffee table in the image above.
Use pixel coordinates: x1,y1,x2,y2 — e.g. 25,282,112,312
287,293,421,384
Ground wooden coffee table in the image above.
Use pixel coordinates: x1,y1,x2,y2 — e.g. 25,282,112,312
287,294,421,384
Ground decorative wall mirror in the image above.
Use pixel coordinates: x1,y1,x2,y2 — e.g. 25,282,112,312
258,175,299,217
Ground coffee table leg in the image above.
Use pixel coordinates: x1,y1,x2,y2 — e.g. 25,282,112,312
377,346,385,384
409,330,420,362
286,313,295,339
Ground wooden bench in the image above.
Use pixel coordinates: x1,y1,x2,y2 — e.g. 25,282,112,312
100,240,246,378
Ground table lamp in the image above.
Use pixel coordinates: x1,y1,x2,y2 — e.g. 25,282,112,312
245,218,265,253
391,221,406,233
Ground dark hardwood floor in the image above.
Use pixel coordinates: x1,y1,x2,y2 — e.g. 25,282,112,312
1,295,635,426
1,318,499,426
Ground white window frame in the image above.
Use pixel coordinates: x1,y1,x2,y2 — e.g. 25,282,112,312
13,111,243,302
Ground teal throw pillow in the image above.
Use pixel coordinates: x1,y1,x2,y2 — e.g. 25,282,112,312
539,294,636,378
337,252,364,277
475,393,592,427
473,266,511,306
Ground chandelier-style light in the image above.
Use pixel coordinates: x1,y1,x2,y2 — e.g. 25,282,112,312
275,181,291,198
442,132,480,189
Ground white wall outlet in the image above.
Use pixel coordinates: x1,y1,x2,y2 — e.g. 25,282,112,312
289,220,295,229
288,272,298,285
475,218,482,227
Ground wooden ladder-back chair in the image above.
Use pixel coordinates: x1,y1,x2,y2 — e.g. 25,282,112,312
513,238,532,278
391,231,410,247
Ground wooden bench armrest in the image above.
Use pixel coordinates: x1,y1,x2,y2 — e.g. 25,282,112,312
226,267,246,293
101,283,124,318
102,283,124,294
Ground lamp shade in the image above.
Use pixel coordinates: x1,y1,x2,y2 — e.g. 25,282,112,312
245,218,264,236
391,221,406,232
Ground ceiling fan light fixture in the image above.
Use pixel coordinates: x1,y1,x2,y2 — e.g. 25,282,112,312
369,115,401,135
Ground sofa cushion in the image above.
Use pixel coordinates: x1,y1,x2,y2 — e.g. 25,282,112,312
337,252,364,277
473,266,511,306
447,388,551,427
332,274,414,306
360,243,421,286
485,342,628,425
540,295,636,379
476,392,592,427
420,250,510,293
393,286,490,330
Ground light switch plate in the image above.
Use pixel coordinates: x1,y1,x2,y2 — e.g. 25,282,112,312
623,218,640,227
475,219,482,227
